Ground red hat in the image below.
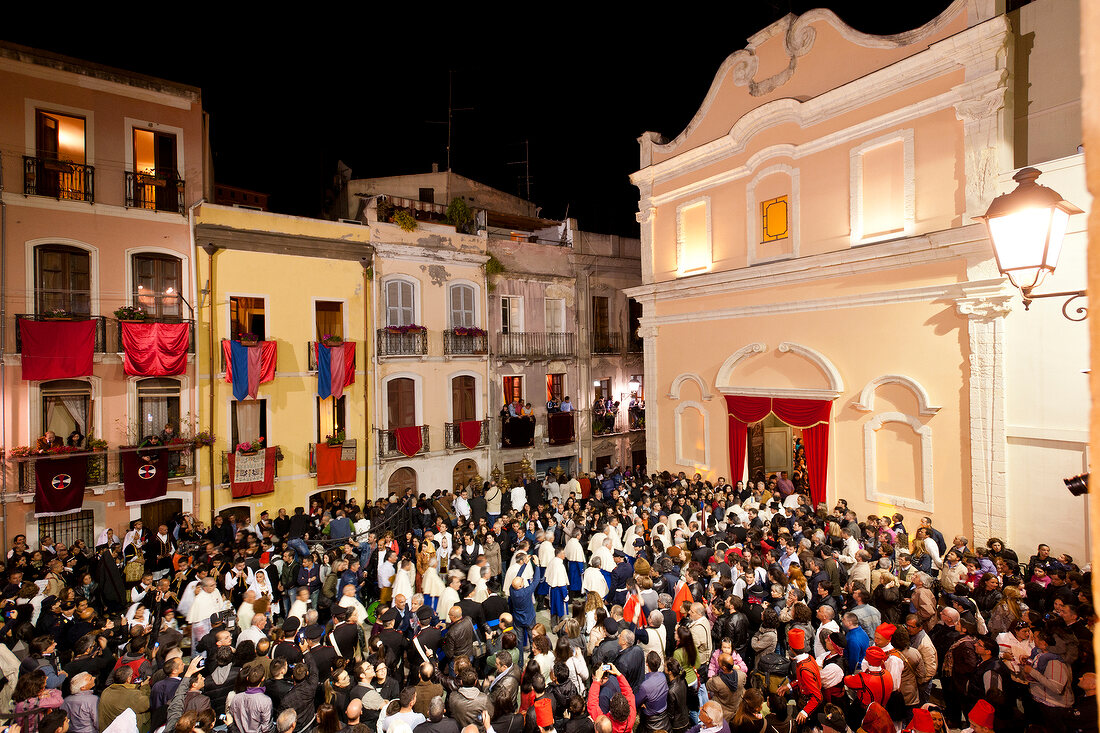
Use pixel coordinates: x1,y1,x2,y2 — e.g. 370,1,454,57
968,700,995,729
875,623,897,640
787,627,806,652
903,709,935,733
864,645,887,668
534,698,554,729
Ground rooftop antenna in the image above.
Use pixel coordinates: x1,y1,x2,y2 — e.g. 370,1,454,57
507,139,533,201
426,70,473,172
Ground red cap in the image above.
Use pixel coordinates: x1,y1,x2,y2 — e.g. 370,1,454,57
875,623,897,640
903,709,935,733
534,698,554,728
864,645,887,667
788,627,806,652
968,700,995,729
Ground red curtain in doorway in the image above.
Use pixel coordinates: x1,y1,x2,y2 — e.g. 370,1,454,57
725,395,831,508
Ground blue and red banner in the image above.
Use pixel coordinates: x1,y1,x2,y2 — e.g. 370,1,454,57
222,340,277,401
315,342,356,400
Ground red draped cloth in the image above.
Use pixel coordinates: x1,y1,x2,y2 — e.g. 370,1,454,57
394,426,423,457
725,395,831,508
459,420,483,450
121,322,189,376
315,443,356,487
20,320,94,380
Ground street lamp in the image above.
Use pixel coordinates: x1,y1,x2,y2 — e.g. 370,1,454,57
164,287,194,319
975,167,1085,319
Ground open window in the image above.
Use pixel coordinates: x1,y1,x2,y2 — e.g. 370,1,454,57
35,245,90,315
137,378,181,440
503,376,524,406
593,378,610,402
131,129,180,212
41,380,91,442
501,296,523,333
231,399,267,447
32,110,88,200
315,301,343,340
133,254,182,319
230,296,265,340
546,373,564,403
316,396,347,441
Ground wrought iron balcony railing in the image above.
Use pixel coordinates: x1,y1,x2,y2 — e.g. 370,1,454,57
117,318,195,354
592,331,623,355
444,419,490,450
591,406,627,436
495,332,576,360
377,329,428,357
14,445,196,493
444,329,488,356
125,170,185,214
14,315,107,353
377,426,430,459
23,156,94,202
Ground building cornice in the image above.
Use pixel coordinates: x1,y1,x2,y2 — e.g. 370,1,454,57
372,242,489,266
196,224,374,261
624,223,990,303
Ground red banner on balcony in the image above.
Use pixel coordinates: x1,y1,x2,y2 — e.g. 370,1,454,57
315,342,356,400
315,442,356,487
228,447,277,498
20,320,94,381
34,455,87,515
121,322,189,376
120,448,169,503
459,420,483,450
394,426,423,457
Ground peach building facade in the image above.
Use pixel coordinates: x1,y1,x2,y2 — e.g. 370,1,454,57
628,0,1091,553
0,44,206,547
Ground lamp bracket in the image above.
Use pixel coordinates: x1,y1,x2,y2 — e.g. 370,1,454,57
1020,286,1087,321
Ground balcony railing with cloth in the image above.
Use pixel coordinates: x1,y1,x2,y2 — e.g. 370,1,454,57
444,329,488,356
500,414,536,448
307,341,358,370
221,448,281,484
495,332,576,360
445,419,490,450
13,444,197,493
116,319,195,353
377,328,428,357
377,426,430,459
125,170,185,214
14,314,108,353
547,411,576,445
23,156,95,202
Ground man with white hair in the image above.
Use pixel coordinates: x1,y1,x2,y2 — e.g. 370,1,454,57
582,556,609,597
437,572,463,621
503,551,533,591
565,530,586,597
593,538,615,588
187,576,223,649
338,583,368,625
60,671,98,733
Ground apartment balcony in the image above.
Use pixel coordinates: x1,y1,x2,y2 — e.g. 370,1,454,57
627,334,644,353
14,315,107,353
117,319,195,353
547,411,576,446
377,328,428,358
500,415,536,449
495,332,576,360
592,406,628,437
307,341,358,370
444,420,490,450
628,405,646,431
125,170,185,214
220,448,281,484
444,329,488,356
23,156,94,203
377,426,430,459
592,331,623,355
14,444,197,493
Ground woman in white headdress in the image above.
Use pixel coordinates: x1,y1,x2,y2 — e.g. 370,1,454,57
391,558,416,602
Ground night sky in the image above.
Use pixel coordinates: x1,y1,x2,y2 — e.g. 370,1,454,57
6,2,949,237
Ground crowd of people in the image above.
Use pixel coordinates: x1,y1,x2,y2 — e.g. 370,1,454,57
0,468,1094,733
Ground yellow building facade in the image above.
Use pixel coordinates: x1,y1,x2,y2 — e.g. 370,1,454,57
191,204,374,522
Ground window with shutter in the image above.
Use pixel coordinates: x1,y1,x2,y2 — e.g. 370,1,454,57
386,281,415,326
544,298,565,332
451,376,476,421
387,378,416,429
450,285,475,328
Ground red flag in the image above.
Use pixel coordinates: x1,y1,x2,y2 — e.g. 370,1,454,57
228,447,277,498
673,580,694,621
121,449,169,503
394,426,423,457
20,320,94,380
121,322,189,376
34,456,87,514
315,442,356,487
623,592,644,627
459,420,483,450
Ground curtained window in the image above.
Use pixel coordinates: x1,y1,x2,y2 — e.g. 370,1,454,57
137,378,180,439
132,254,182,318
41,379,91,443
316,396,346,441
230,296,266,340
231,399,266,445
315,301,343,340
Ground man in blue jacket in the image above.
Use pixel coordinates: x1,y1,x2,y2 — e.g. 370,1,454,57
841,612,870,673
509,577,536,650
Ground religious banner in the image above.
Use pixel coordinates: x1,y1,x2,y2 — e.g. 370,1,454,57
34,455,88,515
459,420,483,451
229,447,276,498
121,449,168,503
394,426,423,457
121,322,190,376
315,442,356,487
20,320,95,381
315,342,356,400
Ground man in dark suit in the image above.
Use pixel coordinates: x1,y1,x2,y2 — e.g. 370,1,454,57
408,606,442,671
303,624,336,683
378,608,409,686
329,606,359,658
457,583,487,638
659,594,678,657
